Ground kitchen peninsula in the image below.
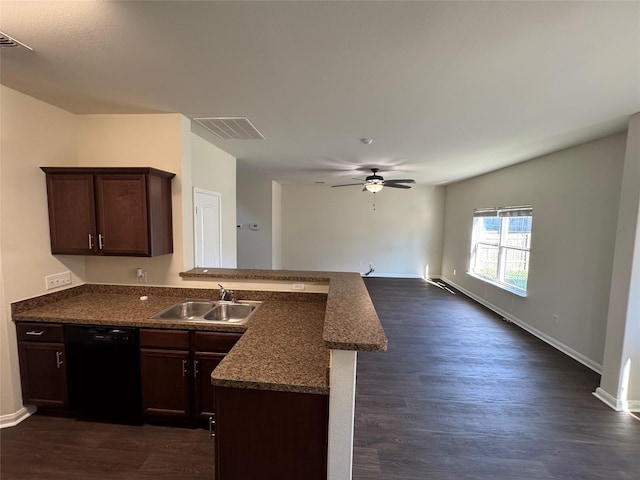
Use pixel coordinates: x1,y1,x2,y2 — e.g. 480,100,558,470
181,268,387,480
12,268,387,480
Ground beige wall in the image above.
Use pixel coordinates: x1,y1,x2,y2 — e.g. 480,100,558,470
281,184,445,276
191,130,237,268
0,86,84,418
272,181,282,269
78,114,192,286
236,167,275,269
441,133,627,368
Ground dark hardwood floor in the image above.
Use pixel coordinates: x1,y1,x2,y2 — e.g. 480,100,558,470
354,278,640,480
1,278,638,479
0,417,214,480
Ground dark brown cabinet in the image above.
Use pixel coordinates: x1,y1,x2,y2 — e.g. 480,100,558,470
16,323,68,408
139,329,241,420
214,387,329,480
41,167,175,257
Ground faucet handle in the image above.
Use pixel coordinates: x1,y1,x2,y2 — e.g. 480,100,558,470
218,284,235,302
218,284,227,300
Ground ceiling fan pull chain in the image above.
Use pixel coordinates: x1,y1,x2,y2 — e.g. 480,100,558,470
373,192,376,212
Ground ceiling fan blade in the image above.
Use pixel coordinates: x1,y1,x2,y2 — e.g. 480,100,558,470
385,184,412,189
331,183,365,188
385,179,415,184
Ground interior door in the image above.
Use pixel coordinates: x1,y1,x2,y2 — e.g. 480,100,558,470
194,188,222,268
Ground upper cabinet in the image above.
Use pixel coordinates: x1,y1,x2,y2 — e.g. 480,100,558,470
41,167,175,257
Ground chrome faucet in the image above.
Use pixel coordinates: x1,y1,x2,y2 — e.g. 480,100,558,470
218,284,235,303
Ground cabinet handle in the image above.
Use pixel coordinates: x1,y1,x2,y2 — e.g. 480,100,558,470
209,416,215,439
55,351,63,369
182,359,188,377
25,330,45,336
88,234,94,249
98,234,104,250
193,360,199,378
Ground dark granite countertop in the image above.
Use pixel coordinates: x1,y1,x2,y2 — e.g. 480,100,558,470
180,268,388,352
12,270,387,395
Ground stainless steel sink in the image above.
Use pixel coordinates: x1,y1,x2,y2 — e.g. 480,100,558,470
150,299,261,325
155,300,217,320
203,303,257,322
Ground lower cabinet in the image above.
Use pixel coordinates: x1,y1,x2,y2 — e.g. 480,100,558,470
140,348,191,416
139,329,241,421
193,351,225,418
16,323,68,408
15,322,242,423
214,387,329,480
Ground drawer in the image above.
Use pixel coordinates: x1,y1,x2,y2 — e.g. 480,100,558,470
140,329,190,349
16,322,64,343
193,331,242,353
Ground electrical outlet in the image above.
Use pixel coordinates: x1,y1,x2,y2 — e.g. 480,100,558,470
553,314,559,326
292,283,305,291
136,268,147,284
45,271,71,290
453,269,457,276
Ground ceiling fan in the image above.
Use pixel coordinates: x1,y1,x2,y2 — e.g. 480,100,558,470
331,168,416,193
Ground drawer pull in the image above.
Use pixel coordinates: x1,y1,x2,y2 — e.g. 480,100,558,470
55,351,63,369
209,416,215,439
26,330,45,336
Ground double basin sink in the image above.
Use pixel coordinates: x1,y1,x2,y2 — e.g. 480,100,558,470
151,299,261,325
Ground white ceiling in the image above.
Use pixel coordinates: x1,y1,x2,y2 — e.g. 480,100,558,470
1,1,639,185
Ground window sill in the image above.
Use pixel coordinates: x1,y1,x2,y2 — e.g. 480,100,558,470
466,272,528,298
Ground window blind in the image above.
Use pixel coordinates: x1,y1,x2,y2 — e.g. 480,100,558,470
473,208,497,217
498,206,533,217
473,206,532,218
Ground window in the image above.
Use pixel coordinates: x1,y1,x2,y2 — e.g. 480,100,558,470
469,206,533,295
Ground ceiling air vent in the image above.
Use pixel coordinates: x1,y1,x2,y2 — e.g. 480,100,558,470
0,32,33,50
194,117,265,140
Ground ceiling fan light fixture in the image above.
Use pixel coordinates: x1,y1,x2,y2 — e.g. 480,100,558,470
365,181,383,193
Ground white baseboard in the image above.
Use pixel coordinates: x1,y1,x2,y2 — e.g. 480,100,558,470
361,273,424,278
441,277,602,374
593,387,640,412
593,387,621,410
0,405,35,429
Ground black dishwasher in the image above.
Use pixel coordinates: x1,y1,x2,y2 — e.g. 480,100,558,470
65,325,141,423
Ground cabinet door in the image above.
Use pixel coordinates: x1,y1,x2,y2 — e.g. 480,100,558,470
140,348,190,416
193,351,226,418
215,387,329,480
18,342,68,408
45,174,97,254
95,174,150,256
